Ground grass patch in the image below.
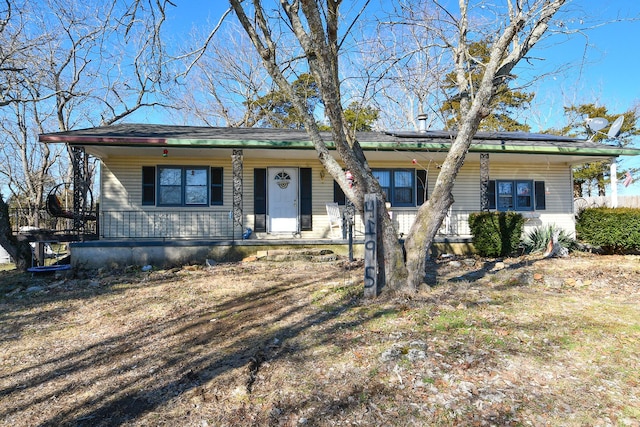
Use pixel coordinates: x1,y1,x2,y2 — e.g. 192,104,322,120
430,310,471,332
0,256,639,426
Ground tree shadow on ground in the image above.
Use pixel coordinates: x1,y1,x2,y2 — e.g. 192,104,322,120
0,262,396,426
2,256,634,426
424,255,548,288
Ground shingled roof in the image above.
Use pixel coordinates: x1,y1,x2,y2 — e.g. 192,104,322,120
39,123,640,157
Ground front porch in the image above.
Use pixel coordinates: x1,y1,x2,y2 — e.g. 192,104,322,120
71,208,475,269
11,205,475,269
69,235,476,270
98,208,474,240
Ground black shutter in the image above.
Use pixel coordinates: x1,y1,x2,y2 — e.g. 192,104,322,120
488,180,496,210
210,167,223,205
535,181,546,210
142,166,155,205
254,168,267,232
333,180,346,205
416,169,427,205
300,168,312,230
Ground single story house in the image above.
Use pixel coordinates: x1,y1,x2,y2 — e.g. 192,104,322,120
39,124,640,268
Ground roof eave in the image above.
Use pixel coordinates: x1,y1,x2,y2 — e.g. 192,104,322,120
39,134,639,158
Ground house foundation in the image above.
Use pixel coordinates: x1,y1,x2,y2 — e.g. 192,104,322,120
69,237,474,270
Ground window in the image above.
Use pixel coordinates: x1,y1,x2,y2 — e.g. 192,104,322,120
158,167,182,205
143,166,224,207
372,169,415,207
157,166,209,206
185,168,208,205
334,169,424,207
494,180,536,211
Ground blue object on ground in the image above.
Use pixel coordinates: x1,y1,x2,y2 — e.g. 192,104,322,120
27,264,72,273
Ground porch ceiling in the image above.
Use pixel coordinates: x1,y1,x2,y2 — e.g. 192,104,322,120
84,144,612,166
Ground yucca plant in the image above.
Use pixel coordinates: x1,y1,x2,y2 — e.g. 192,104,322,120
523,224,575,254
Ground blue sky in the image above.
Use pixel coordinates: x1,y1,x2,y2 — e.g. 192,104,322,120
523,1,639,127
520,0,640,195
165,1,640,194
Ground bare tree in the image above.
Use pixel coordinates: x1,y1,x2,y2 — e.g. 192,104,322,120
0,100,64,226
224,0,570,294
342,3,448,131
0,0,56,108
0,0,175,269
174,23,272,127
229,0,409,293
403,0,568,287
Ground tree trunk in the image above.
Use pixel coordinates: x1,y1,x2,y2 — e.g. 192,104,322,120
573,180,583,198
598,173,606,196
0,195,33,271
404,178,456,288
229,0,567,296
404,103,486,289
375,196,409,294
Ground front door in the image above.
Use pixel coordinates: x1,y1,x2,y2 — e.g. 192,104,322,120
268,167,299,233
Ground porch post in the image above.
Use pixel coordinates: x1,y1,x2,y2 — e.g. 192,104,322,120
480,153,490,211
610,159,618,208
232,149,244,239
72,146,90,237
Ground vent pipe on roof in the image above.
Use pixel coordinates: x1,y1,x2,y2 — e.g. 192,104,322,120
417,114,428,133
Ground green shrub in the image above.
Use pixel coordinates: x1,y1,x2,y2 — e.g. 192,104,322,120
576,207,640,254
468,212,524,257
523,224,575,254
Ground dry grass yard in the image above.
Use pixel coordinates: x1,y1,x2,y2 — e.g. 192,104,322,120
1,253,639,426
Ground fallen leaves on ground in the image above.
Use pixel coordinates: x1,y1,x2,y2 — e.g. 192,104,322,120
0,253,639,426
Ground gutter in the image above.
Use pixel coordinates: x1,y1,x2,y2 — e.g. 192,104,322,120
39,135,640,158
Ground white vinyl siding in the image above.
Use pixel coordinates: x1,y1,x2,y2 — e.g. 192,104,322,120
98,153,576,239
100,157,234,239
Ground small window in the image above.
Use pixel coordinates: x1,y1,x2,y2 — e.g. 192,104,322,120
394,170,413,204
516,181,533,210
373,170,391,198
185,168,208,205
496,180,534,211
372,169,415,207
157,166,209,206
158,167,183,205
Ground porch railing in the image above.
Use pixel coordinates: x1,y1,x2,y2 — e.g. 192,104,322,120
348,208,473,239
101,209,472,240
100,210,236,239
10,208,97,235
11,207,473,240
394,208,472,237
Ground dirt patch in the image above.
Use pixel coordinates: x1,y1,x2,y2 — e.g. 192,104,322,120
1,254,639,426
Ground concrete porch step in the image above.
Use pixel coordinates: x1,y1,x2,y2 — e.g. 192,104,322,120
252,248,339,262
